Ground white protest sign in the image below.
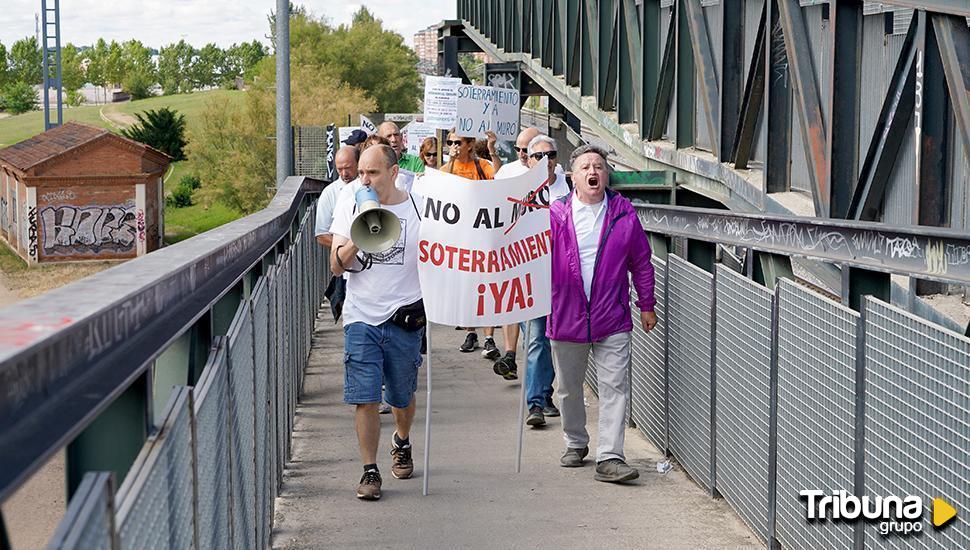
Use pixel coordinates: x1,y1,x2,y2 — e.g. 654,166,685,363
338,126,361,143
416,163,554,326
403,122,437,156
386,113,423,122
423,76,461,129
455,84,520,140
359,115,378,134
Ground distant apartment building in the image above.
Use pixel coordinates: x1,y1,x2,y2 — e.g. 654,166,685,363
413,24,439,67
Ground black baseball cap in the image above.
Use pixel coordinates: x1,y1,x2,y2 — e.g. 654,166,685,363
342,129,368,146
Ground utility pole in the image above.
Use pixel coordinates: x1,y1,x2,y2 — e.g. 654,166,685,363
275,0,292,187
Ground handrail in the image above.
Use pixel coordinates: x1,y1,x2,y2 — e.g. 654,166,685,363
635,203,970,286
0,176,324,503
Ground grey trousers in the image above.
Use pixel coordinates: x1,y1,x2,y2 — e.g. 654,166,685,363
550,332,632,462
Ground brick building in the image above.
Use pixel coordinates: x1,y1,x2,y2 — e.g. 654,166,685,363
0,122,170,265
413,24,438,67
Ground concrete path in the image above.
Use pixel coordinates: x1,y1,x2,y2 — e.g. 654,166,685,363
272,320,760,550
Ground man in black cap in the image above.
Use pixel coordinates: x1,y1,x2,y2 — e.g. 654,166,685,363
343,128,369,148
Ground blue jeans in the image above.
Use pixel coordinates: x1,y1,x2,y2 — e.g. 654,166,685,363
343,321,423,408
520,317,554,409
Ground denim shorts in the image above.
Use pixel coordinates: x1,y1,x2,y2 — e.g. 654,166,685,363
343,321,423,408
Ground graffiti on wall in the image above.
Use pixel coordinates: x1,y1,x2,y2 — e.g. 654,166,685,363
39,203,138,255
27,207,38,260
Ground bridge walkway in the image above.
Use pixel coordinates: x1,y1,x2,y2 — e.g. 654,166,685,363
270,320,758,549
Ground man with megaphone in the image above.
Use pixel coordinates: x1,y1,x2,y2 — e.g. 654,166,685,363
330,144,426,501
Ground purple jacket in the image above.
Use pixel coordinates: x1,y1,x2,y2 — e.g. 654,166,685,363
546,189,657,343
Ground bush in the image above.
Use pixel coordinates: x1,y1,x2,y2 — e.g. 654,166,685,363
65,89,84,107
123,69,155,100
1,81,37,114
122,107,187,160
166,174,202,208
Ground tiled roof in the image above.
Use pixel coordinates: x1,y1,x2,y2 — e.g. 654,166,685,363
0,122,109,171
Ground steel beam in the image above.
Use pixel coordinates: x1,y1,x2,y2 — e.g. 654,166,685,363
581,0,597,96
635,203,970,286
541,0,554,68
827,0,863,219
720,0,744,161
765,0,791,193
598,0,619,111
849,16,918,221
873,0,970,17
641,0,662,140
932,13,970,159
649,13,678,140
676,0,696,148
554,0,567,76
732,2,767,169
682,0,721,155
566,0,581,86
776,0,829,216
275,0,292,188
618,0,642,124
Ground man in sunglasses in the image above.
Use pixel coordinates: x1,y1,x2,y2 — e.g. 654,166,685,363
494,127,540,179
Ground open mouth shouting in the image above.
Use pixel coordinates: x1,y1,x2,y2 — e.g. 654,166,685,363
586,174,601,190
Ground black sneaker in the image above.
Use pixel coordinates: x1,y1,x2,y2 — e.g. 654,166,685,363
543,403,561,417
481,337,501,360
526,405,545,426
357,469,382,500
493,353,518,380
459,332,479,352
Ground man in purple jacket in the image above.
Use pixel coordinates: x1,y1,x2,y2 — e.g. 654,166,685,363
547,144,658,483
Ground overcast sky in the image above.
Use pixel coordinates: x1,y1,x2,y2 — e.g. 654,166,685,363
0,1,455,50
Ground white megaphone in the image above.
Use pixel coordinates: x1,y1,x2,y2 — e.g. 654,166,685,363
350,186,402,254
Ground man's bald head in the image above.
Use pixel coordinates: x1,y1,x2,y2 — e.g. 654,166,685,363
335,146,359,183
515,127,542,165
378,121,403,157
358,145,399,195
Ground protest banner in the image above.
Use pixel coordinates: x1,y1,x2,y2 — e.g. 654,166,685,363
455,84,520,140
359,115,378,134
402,122,438,156
415,163,554,326
423,76,461,129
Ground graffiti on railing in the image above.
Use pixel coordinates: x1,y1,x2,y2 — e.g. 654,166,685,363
40,204,138,255
638,207,970,283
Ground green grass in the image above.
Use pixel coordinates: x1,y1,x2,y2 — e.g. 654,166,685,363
165,200,244,244
0,89,246,147
0,240,28,274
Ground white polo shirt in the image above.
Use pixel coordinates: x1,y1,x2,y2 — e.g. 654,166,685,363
571,193,608,299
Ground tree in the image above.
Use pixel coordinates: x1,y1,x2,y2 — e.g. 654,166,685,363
121,107,187,161
157,40,195,94
120,40,156,99
86,39,110,103
0,43,9,88
190,43,224,89
9,37,42,85
220,40,267,88
2,81,38,114
290,7,422,112
60,44,86,92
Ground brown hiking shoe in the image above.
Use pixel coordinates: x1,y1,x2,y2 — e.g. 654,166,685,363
356,469,382,500
390,442,414,479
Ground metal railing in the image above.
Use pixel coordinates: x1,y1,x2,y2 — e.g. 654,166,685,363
0,176,326,548
618,204,970,549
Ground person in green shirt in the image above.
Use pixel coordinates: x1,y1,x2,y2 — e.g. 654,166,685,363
378,121,425,173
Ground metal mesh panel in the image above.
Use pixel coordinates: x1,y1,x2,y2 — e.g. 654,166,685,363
863,298,970,549
251,280,271,549
117,389,195,550
630,256,667,452
714,266,772,543
775,278,858,550
667,255,714,492
228,306,256,549
193,346,231,550
293,126,331,178
48,472,113,550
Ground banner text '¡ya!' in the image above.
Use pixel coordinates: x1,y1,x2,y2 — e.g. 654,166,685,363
418,230,551,274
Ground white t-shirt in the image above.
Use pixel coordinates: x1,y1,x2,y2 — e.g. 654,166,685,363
335,171,415,205
314,179,350,236
571,193,608,299
329,190,424,326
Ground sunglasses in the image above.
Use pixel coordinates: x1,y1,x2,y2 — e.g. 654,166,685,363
446,140,464,146
516,147,529,153
529,150,558,160
423,153,436,158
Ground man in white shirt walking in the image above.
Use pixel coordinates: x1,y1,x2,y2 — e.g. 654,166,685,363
330,145,425,500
